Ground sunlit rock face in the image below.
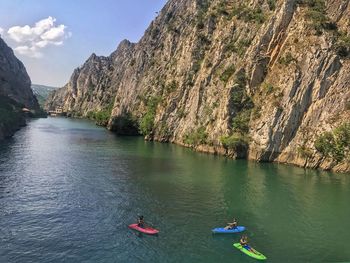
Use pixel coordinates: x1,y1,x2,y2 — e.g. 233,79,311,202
46,0,350,172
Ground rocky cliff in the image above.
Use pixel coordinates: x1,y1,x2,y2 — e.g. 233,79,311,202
0,36,40,140
46,0,350,173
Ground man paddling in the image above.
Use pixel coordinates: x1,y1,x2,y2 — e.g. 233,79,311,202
240,235,260,255
225,218,238,230
137,215,145,228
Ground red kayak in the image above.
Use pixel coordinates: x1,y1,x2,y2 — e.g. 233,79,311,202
128,224,159,235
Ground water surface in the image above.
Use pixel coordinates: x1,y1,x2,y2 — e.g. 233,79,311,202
0,117,349,262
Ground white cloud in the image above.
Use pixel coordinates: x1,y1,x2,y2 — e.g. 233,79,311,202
8,25,35,42
6,17,71,58
35,40,49,48
14,45,42,58
41,24,66,41
0,27,3,35
34,16,55,35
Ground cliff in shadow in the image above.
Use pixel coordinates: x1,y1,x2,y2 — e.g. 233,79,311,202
0,36,41,140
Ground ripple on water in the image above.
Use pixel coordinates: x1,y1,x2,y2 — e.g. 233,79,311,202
0,118,350,262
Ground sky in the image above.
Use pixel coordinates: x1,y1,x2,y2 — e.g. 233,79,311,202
0,0,167,87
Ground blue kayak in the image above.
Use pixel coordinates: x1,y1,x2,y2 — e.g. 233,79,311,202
212,226,246,233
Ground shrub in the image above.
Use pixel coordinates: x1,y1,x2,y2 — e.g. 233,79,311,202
335,31,350,58
220,65,236,83
232,110,251,134
278,52,295,65
236,70,247,87
267,0,276,10
229,70,254,135
297,145,313,158
183,126,208,146
110,113,139,135
165,80,178,93
215,1,229,16
196,0,210,30
223,39,251,57
298,0,334,34
232,5,266,24
151,28,160,39
220,134,249,152
251,106,262,120
139,96,161,136
315,123,350,162
223,41,237,54
230,71,253,112
262,82,275,94
86,100,114,126
86,109,111,126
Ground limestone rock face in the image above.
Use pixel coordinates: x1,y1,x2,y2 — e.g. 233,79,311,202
0,36,40,140
46,0,350,172
45,40,135,117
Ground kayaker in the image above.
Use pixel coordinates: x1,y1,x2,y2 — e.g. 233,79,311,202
225,218,238,230
240,235,256,254
240,235,249,246
137,215,145,228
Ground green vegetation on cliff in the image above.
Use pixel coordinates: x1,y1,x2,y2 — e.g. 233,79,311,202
220,134,249,153
298,0,350,58
184,126,208,146
298,0,329,33
315,123,350,163
220,65,236,83
232,5,266,24
335,31,350,58
139,96,161,136
230,71,254,133
220,70,253,156
86,101,114,126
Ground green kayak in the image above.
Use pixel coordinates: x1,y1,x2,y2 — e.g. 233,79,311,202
233,243,267,260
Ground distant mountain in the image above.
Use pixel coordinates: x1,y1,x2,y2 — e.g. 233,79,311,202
32,84,58,106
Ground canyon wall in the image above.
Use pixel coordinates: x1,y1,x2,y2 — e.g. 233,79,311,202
46,0,350,172
0,36,40,140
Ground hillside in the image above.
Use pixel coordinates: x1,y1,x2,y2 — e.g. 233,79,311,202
32,84,58,106
45,0,350,172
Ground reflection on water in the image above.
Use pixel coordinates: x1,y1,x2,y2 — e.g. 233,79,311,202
0,117,349,262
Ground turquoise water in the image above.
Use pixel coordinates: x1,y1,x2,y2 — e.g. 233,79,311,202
0,117,349,262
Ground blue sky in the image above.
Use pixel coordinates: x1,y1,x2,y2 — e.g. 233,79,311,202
0,0,167,87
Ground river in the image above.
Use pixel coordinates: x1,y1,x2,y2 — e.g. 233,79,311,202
0,117,349,262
